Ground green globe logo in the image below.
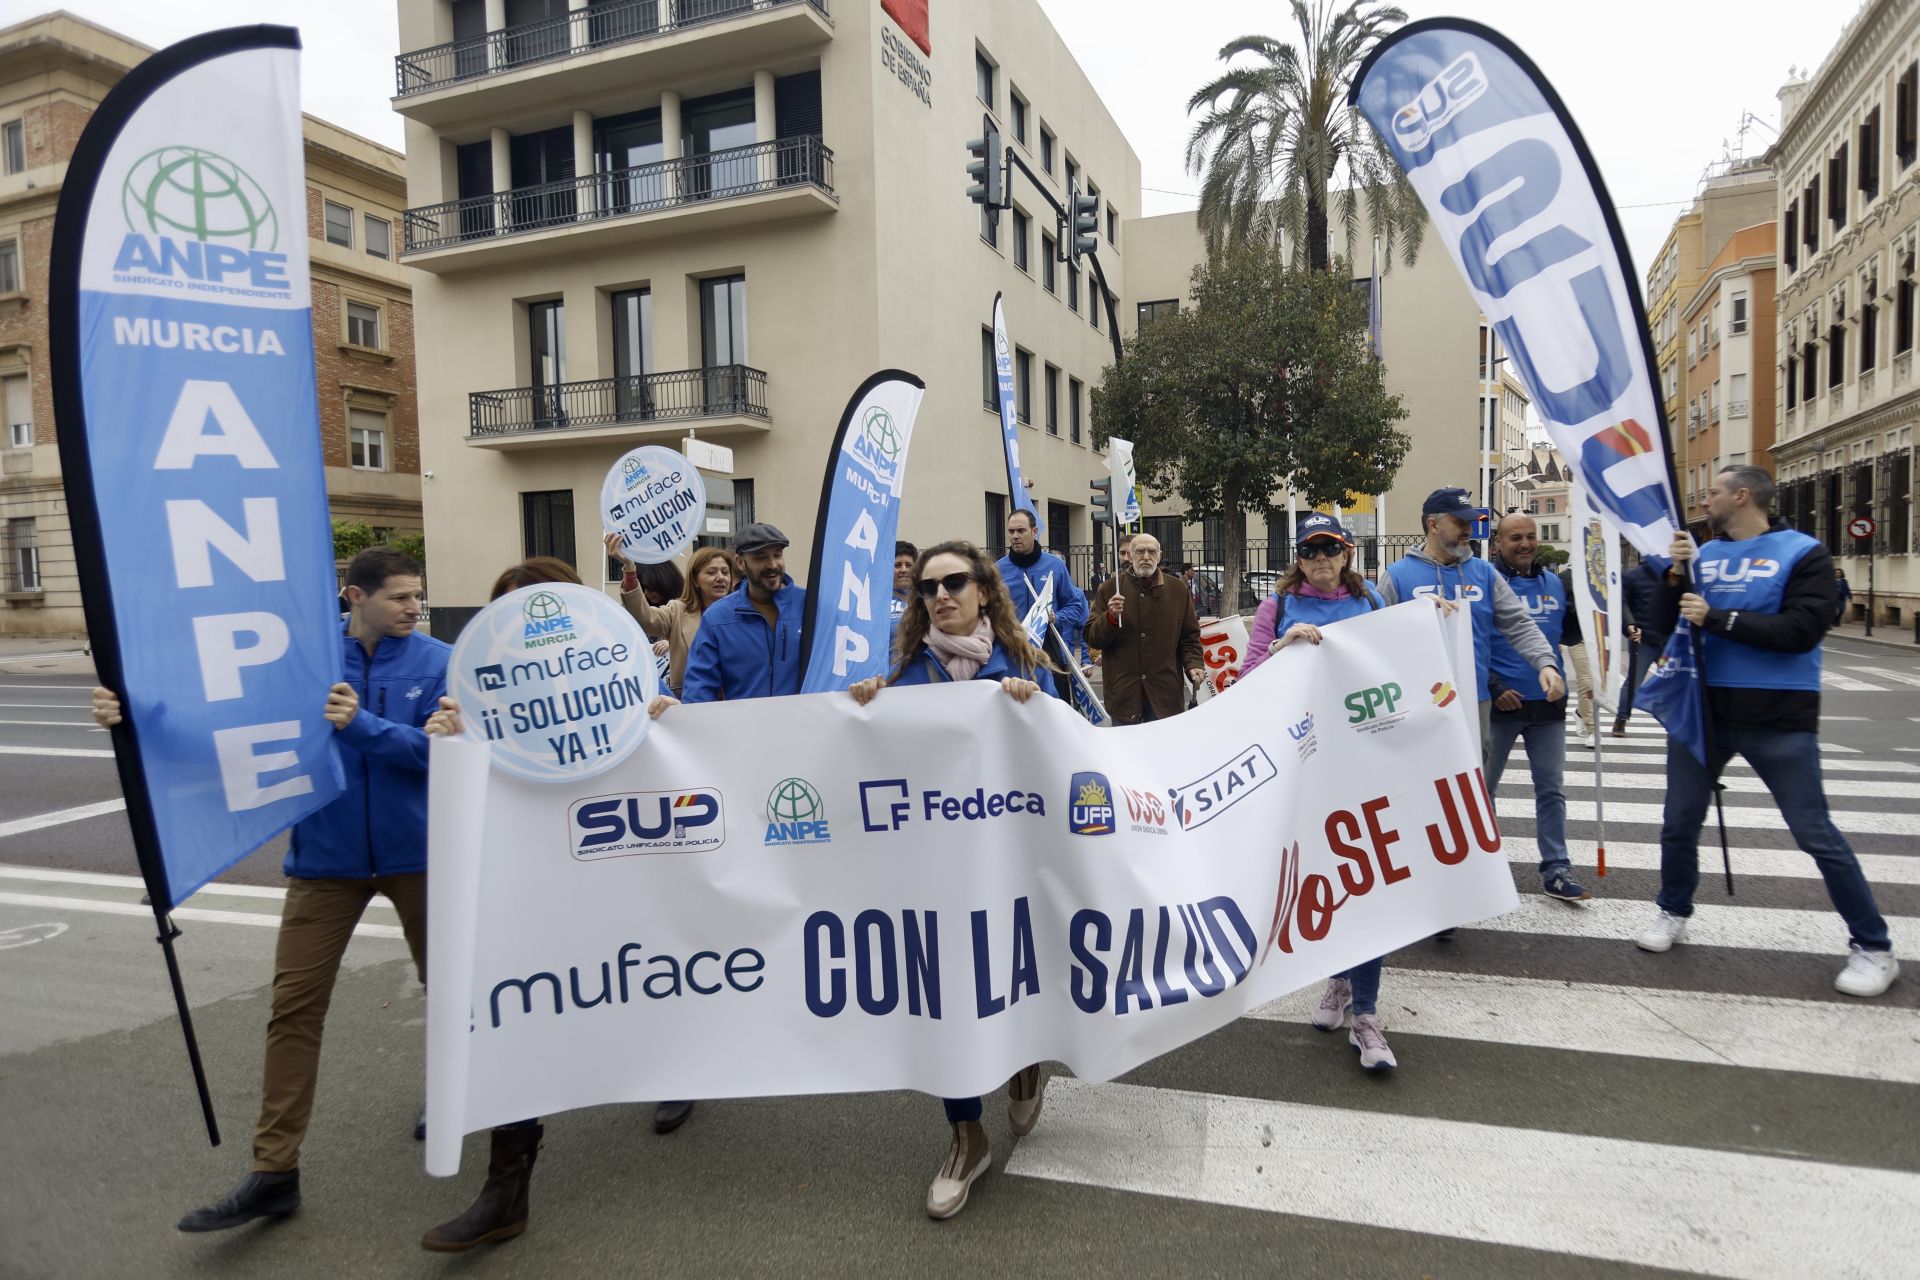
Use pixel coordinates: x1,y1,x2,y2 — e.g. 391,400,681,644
522,591,567,624
767,777,823,823
862,407,902,461
122,147,278,250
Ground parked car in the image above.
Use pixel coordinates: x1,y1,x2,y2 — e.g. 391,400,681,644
1192,565,1282,616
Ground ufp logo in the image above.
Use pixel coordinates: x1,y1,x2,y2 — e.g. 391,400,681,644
765,777,831,846
1068,771,1115,836
1391,52,1487,152
522,590,574,638
1698,558,1779,585
1345,682,1406,728
570,790,724,860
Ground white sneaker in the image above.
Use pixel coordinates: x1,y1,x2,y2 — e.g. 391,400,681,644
1310,977,1353,1031
1834,945,1900,998
1635,910,1688,953
1349,1014,1397,1071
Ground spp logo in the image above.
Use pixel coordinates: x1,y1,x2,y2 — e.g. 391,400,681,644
1068,771,1116,836
1413,584,1485,603
764,777,831,846
1390,53,1487,152
474,664,507,692
1168,746,1276,830
1698,558,1779,587
1345,682,1408,733
570,790,724,860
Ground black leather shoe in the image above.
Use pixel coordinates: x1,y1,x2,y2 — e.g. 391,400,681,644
177,1170,300,1232
415,1104,427,1141
653,1101,694,1134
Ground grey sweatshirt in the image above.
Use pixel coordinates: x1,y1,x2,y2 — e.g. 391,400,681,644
1375,546,1556,673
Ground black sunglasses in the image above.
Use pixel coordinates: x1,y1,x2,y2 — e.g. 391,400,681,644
1296,541,1348,560
916,572,978,599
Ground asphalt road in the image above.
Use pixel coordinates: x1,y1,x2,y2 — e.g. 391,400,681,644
2,638,1917,1278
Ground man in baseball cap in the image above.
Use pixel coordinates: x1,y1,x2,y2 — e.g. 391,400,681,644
676,519,807,704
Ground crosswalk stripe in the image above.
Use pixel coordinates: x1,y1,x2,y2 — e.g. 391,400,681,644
1459,893,1918,955
1500,837,1920,885
0,745,116,759
1004,1080,1920,1278
0,799,126,840
1496,795,1920,835
1592,734,1862,756
1500,773,1920,801
1244,968,1920,1083
1823,671,1888,691
1559,753,1920,776
0,891,403,939
1842,665,1920,689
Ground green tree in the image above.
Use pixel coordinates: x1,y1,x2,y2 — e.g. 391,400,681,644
332,520,379,562
1184,0,1422,271
1092,243,1411,609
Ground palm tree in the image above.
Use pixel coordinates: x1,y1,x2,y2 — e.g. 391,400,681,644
1185,0,1422,272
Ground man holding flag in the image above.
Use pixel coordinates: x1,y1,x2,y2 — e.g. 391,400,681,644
996,509,1087,708
1635,466,1897,997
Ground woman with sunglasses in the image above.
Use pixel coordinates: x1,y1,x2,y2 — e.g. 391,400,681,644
848,541,1056,1220
605,535,734,699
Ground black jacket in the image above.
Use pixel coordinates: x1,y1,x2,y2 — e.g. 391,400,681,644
1620,561,1668,649
1486,554,1583,721
1646,518,1837,732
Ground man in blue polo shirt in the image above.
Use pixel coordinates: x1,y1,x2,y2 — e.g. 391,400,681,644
1486,512,1590,902
1635,465,1896,996
1379,487,1564,751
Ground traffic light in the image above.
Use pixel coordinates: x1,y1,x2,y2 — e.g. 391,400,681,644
1069,186,1099,263
965,124,1003,209
1090,476,1113,523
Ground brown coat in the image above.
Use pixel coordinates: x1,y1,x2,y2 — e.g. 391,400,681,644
619,592,705,694
1083,571,1204,723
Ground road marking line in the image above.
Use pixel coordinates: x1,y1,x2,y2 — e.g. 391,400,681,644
0,745,115,759
0,683,96,690
0,865,322,903
1246,968,1920,1084
1004,1081,1920,1280
0,799,126,840
1588,736,1860,756
1497,796,1920,835
0,892,404,939
1501,837,1920,885
1822,672,1888,692
0,718,99,729
1500,774,1920,800
1572,754,1920,776
0,702,92,710
1842,666,1920,689
1458,892,1920,955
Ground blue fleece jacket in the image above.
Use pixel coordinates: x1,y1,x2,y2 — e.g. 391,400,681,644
680,576,807,703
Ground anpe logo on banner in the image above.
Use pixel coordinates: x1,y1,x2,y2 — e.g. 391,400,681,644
1167,746,1276,830
850,405,904,489
111,146,293,299
1345,682,1407,732
570,789,725,860
1068,772,1115,836
764,777,831,846
859,777,1047,832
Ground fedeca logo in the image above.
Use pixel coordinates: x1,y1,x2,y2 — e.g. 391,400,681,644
111,146,293,297
765,777,831,846
570,789,724,860
1068,771,1115,836
1168,746,1276,830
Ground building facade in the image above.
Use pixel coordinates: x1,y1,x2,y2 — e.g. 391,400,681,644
0,12,422,637
1678,222,1777,537
1769,0,1919,627
392,0,1136,622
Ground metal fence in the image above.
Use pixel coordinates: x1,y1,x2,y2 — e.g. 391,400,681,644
403,136,834,255
469,365,768,439
395,0,830,96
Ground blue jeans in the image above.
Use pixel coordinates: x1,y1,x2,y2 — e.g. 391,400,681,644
1659,726,1891,951
1339,957,1383,1016
943,1096,981,1123
1486,716,1568,881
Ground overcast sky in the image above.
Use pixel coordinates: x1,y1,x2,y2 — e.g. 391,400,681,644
46,0,1855,280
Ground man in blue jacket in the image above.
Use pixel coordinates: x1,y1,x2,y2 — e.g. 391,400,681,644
996,508,1088,707
95,547,448,1232
1485,513,1591,903
680,522,807,703
1610,559,1668,736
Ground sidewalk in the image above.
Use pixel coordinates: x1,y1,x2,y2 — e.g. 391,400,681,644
0,635,96,678
1826,619,1920,651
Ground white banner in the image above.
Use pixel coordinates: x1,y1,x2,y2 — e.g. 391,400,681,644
601,445,705,565
425,604,1511,1175
1107,437,1141,526
1194,614,1250,704
1570,481,1625,712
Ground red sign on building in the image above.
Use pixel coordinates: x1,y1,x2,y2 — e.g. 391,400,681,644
882,0,930,55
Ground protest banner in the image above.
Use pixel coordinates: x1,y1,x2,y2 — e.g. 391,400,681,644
601,445,706,565
993,293,1040,532
1194,614,1250,704
424,603,1511,1175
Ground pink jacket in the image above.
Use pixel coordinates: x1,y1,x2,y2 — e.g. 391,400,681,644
1240,595,1282,677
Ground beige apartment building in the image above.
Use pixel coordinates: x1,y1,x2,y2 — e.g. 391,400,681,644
392,0,1136,625
1769,0,1919,628
0,12,422,638
1122,207,1530,573
1678,222,1776,538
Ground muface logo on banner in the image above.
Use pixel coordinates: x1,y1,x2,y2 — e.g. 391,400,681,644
602,445,706,565
449,583,658,782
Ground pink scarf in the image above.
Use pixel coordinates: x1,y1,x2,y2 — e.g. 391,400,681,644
1296,581,1352,601
925,616,994,682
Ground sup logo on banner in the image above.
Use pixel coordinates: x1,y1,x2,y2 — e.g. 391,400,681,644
764,777,831,846
569,789,724,860
602,445,706,565
1168,746,1276,830
449,583,658,782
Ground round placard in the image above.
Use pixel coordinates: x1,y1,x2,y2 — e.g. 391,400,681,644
448,583,658,783
601,446,707,565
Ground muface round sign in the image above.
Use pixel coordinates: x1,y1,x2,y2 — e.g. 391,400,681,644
602,446,706,565
448,583,658,783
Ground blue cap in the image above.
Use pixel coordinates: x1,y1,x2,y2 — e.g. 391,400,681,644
1422,487,1476,519
1296,513,1353,545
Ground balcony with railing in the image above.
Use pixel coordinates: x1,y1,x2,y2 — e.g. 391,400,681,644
403,136,834,268
395,0,832,126
468,365,769,450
